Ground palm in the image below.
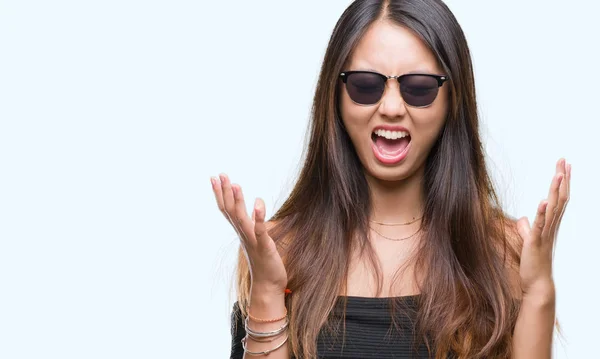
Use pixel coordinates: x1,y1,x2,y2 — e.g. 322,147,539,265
211,174,288,293
516,158,570,296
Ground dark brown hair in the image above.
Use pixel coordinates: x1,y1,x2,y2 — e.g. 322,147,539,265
236,0,525,357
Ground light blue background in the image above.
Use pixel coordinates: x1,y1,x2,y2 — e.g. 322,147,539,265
1,1,598,358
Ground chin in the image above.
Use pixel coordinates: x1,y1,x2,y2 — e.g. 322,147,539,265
365,163,411,182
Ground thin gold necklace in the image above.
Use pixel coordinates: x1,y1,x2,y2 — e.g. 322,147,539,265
369,215,423,226
369,226,422,241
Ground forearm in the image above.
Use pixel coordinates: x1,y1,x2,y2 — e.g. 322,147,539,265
243,291,290,359
512,289,556,359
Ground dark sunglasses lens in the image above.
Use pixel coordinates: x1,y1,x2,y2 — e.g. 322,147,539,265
400,75,440,107
345,73,385,105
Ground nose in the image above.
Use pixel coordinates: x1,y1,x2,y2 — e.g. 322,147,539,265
377,80,407,118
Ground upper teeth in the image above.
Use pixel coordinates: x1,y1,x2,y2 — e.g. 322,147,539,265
374,129,409,140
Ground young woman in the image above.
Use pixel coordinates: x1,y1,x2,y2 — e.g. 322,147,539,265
212,0,570,358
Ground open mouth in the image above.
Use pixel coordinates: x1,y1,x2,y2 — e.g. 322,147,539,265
370,129,412,164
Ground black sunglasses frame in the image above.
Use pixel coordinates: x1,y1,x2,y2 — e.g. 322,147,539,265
339,70,448,107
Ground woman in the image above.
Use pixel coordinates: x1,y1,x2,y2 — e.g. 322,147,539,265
211,0,570,358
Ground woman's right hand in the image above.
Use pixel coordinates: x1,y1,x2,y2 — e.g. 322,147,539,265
211,174,288,296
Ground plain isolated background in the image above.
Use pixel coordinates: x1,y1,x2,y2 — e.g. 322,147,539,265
1,0,599,358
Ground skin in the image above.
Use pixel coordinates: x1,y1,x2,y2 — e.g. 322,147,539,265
211,18,570,358
512,158,570,359
340,20,449,229
338,20,449,296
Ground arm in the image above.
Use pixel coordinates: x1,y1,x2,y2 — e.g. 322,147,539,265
230,291,290,359
241,290,290,359
212,175,291,358
512,285,556,359
511,158,570,358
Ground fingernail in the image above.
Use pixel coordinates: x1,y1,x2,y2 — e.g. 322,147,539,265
567,164,572,176
210,177,216,186
219,174,226,183
557,174,564,184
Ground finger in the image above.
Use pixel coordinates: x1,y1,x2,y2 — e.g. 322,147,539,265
232,184,256,244
563,161,571,206
568,163,571,200
548,158,565,198
516,216,531,241
253,198,272,247
550,161,571,236
545,172,564,237
530,200,548,245
555,162,572,255
544,170,564,234
555,157,565,175
220,174,235,222
211,176,228,219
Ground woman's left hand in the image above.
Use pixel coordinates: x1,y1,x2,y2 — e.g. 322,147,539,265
516,158,571,298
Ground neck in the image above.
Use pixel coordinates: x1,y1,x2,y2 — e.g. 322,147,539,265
366,165,425,224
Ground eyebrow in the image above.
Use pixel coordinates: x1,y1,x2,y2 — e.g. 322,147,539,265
356,67,438,75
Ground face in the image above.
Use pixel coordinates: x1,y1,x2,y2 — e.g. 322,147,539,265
339,20,449,182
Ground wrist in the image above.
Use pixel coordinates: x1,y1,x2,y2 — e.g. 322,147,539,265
522,286,556,308
251,282,288,299
249,290,286,306
247,291,287,330
249,285,287,312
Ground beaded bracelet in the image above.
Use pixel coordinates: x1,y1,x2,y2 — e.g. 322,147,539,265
245,287,292,323
247,306,288,323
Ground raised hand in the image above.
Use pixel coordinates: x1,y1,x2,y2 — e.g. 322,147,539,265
211,174,288,296
516,158,571,298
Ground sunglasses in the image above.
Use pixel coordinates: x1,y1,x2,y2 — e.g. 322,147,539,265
340,70,448,107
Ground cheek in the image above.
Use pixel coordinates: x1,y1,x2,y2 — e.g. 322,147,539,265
415,120,444,146
414,88,449,136
340,95,375,140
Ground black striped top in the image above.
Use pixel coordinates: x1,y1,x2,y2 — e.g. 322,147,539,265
230,295,448,359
